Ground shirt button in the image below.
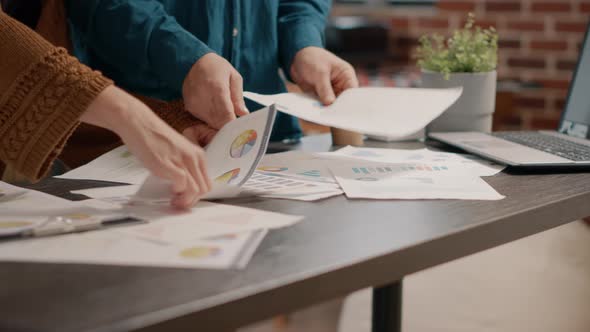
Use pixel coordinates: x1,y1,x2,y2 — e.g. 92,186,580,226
232,28,239,37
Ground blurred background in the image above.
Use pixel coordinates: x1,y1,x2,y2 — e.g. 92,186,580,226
298,0,589,135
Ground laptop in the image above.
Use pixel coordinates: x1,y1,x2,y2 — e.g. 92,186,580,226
429,22,590,169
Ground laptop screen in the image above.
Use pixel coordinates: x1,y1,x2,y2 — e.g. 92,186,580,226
559,23,590,139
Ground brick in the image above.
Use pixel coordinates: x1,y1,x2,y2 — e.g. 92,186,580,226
507,57,546,69
530,40,568,51
499,39,521,49
556,60,578,71
417,18,450,29
555,22,588,33
390,17,410,30
537,79,571,90
485,1,521,12
531,2,572,13
438,1,476,12
506,21,545,32
582,3,590,13
515,96,546,109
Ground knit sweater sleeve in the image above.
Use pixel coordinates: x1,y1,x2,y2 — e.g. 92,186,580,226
0,9,112,181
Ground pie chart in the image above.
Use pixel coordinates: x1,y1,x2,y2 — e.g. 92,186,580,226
215,168,241,185
257,166,288,172
230,130,257,158
179,246,222,259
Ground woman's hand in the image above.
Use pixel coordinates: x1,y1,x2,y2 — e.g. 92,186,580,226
80,86,212,209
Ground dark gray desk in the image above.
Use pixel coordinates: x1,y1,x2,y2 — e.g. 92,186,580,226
2,135,590,332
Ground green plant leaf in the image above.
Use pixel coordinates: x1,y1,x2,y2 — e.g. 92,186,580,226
416,13,498,79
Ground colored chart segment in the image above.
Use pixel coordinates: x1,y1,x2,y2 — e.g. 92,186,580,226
179,246,222,259
215,168,241,185
351,164,449,175
257,166,288,172
230,130,258,158
0,221,33,229
351,150,382,158
298,170,322,177
0,220,38,236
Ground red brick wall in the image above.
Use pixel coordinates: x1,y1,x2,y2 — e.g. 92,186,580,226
388,0,589,130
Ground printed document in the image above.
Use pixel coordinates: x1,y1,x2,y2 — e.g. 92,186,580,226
330,163,504,200
244,87,462,138
135,105,277,202
0,228,268,269
324,146,505,177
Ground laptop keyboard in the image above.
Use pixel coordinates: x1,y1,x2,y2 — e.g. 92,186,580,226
493,132,590,161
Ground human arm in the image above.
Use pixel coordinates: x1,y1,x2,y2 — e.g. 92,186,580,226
278,1,358,104
66,0,246,129
0,10,210,208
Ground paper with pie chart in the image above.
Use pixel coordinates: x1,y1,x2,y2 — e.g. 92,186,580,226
0,225,269,269
134,105,277,202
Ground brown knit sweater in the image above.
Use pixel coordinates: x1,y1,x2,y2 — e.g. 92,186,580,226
0,4,208,181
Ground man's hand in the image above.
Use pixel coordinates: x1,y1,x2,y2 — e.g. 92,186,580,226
182,53,249,130
290,47,359,105
182,121,218,147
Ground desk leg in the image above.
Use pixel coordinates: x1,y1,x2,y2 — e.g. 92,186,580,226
372,280,403,332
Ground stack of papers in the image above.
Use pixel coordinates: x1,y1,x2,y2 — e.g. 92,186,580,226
319,146,505,200
0,182,302,269
2,86,509,270
67,145,506,202
248,148,505,201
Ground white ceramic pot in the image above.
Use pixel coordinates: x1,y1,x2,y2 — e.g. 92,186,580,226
421,70,497,133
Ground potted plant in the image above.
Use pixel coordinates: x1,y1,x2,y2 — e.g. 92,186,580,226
417,13,499,133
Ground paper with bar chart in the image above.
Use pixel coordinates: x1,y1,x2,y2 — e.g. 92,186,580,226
330,163,504,200
323,146,505,177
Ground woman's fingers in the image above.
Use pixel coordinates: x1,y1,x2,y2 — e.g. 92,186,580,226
184,151,208,196
171,166,200,209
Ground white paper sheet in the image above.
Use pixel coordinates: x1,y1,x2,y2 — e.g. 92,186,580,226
323,146,505,177
257,151,337,184
243,171,343,201
57,146,148,184
0,228,268,269
245,87,462,138
72,185,140,200
0,182,116,216
330,163,505,200
258,186,343,201
0,182,131,239
0,182,301,269
134,105,277,203
117,201,302,244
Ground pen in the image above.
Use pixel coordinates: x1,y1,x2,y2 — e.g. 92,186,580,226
0,215,146,241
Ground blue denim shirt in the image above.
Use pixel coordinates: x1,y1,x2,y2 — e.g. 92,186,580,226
66,0,331,141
